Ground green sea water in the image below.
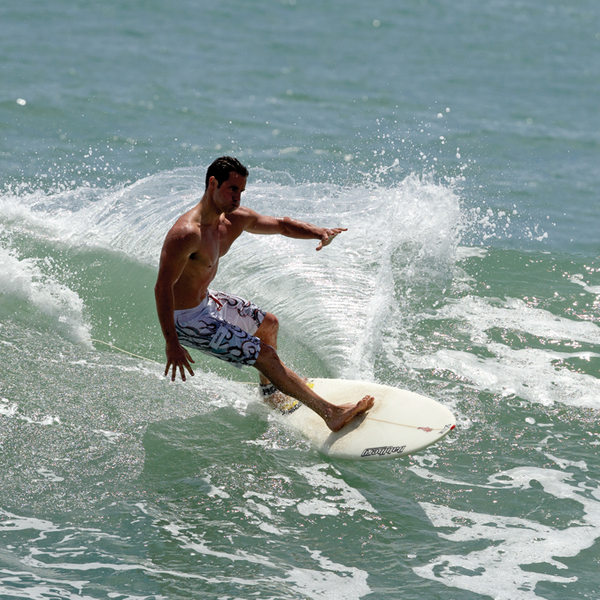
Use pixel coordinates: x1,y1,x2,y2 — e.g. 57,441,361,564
1,1,600,599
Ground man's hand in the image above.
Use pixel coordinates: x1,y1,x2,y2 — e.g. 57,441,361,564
165,340,195,381
316,227,347,251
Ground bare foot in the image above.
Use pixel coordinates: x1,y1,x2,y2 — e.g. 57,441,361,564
326,395,375,432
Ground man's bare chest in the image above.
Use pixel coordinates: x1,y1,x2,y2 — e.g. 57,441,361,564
191,221,239,267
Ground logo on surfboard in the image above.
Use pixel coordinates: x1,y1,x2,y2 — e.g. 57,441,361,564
361,445,406,458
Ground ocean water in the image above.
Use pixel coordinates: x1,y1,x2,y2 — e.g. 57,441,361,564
1,0,600,598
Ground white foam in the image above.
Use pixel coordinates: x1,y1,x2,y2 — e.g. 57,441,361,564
407,296,600,409
1,172,193,267
542,453,588,472
158,516,372,598
161,521,278,567
0,245,90,343
412,344,600,409
0,509,60,534
0,580,106,600
412,465,600,599
343,174,463,379
92,429,123,444
295,464,377,516
199,475,230,499
35,468,64,483
285,546,371,599
0,399,18,417
297,499,343,517
0,398,60,426
436,295,600,345
569,274,600,295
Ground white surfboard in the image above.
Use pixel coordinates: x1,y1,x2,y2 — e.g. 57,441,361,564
272,378,456,461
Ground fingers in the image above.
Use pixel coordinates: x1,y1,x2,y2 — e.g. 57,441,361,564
168,361,194,382
165,349,195,382
316,227,347,251
316,239,329,251
317,231,339,250
178,359,195,382
178,363,187,382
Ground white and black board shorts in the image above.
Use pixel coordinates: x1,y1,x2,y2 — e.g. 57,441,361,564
174,291,266,368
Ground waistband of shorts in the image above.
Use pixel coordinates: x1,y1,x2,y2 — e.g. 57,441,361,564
173,292,212,318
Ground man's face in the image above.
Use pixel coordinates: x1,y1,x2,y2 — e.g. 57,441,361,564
213,172,246,213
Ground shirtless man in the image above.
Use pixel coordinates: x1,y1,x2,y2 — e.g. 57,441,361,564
154,156,374,432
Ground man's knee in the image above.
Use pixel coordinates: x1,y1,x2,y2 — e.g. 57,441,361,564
257,312,279,338
264,312,279,331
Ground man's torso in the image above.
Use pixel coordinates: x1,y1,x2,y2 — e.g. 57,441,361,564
171,207,251,309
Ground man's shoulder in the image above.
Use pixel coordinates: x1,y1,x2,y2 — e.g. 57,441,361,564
227,206,260,227
230,205,258,219
164,216,201,248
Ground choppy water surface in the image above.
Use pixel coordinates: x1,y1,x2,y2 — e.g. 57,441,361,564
1,0,599,598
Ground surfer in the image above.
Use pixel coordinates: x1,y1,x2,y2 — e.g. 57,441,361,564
154,156,374,432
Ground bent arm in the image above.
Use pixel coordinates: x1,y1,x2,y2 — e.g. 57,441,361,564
244,211,347,251
154,236,196,381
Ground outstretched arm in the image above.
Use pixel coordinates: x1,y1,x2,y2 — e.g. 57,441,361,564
243,210,347,251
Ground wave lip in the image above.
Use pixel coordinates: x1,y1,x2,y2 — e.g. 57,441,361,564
0,246,90,343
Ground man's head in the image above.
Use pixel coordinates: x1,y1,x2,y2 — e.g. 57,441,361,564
205,156,249,190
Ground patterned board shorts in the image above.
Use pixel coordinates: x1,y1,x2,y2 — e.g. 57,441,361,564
174,291,266,368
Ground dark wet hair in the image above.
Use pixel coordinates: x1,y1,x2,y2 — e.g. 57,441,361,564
205,156,249,190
